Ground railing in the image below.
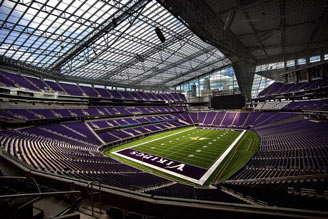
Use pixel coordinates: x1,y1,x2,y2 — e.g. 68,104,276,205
86,181,102,217
2,132,328,218
0,191,80,199
1,155,327,218
0,175,43,213
0,176,41,193
0,175,81,218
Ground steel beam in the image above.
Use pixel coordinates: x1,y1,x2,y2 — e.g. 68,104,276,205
0,191,80,199
239,1,268,58
174,64,232,87
151,57,230,87
96,29,195,81
256,47,328,65
302,7,328,57
128,46,218,85
280,0,286,63
245,40,328,51
49,0,150,72
157,0,255,62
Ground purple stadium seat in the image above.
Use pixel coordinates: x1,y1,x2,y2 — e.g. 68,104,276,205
3,71,39,91
44,80,65,92
80,85,99,97
59,82,83,96
95,88,112,98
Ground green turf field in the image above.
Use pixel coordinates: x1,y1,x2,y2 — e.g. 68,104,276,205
105,127,259,186
128,128,240,169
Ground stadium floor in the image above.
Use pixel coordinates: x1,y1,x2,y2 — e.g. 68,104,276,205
106,127,259,185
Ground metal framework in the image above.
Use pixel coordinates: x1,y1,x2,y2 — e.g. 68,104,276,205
157,0,255,63
0,0,228,89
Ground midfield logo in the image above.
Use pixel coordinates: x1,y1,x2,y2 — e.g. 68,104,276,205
190,137,208,141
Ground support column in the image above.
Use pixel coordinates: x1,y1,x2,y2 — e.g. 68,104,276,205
232,60,256,103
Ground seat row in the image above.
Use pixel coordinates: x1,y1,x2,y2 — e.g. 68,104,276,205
0,106,187,122
0,70,185,102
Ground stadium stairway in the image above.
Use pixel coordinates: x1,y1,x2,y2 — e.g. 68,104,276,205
230,113,239,127
84,122,105,145
78,198,106,219
241,112,252,127
24,77,43,91
51,110,63,119
29,110,46,120
176,119,191,126
224,171,328,184
219,181,328,211
220,186,266,206
136,182,177,193
33,196,77,218
62,124,87,139
253,113,277,127
253,112,264,124
219,112,226,126
38,127,98,148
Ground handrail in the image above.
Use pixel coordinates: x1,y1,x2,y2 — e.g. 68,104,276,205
0,175,42,193
27,176,41,193
0,191,80,199
0,176,28,179
87,181,102,216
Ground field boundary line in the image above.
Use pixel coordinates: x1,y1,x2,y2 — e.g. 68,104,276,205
216,132,248,182
112,128,246,185
112,150,202,184
198,130,247,185
247,139,253,151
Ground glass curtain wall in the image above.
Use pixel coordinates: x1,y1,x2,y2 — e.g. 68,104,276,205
251,74,274,97
176,66,274,98
176,66,239,98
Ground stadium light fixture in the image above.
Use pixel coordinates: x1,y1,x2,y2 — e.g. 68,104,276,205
155,26,166,43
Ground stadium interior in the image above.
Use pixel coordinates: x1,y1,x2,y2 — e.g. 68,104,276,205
0,0,328,218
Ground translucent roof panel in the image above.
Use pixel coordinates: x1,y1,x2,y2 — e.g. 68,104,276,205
0,0,118,66
0,0,229,88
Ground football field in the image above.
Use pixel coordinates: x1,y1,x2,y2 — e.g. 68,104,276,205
106,127,258,185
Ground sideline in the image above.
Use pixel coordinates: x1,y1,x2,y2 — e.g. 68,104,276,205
198,130,246,185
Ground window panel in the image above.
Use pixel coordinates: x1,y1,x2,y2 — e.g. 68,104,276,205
310,55,320,63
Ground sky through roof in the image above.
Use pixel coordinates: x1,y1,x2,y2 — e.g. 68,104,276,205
0,0,229,89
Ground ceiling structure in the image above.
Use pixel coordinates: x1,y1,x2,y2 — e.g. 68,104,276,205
1,0,327,94
159,0,328,66
0,0,229,90
158,0,328,100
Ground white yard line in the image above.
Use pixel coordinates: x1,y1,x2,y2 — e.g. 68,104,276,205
156,129,214,156
112,129,247,185
198,130,246,185
115,127,196,150
247,139,253,151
